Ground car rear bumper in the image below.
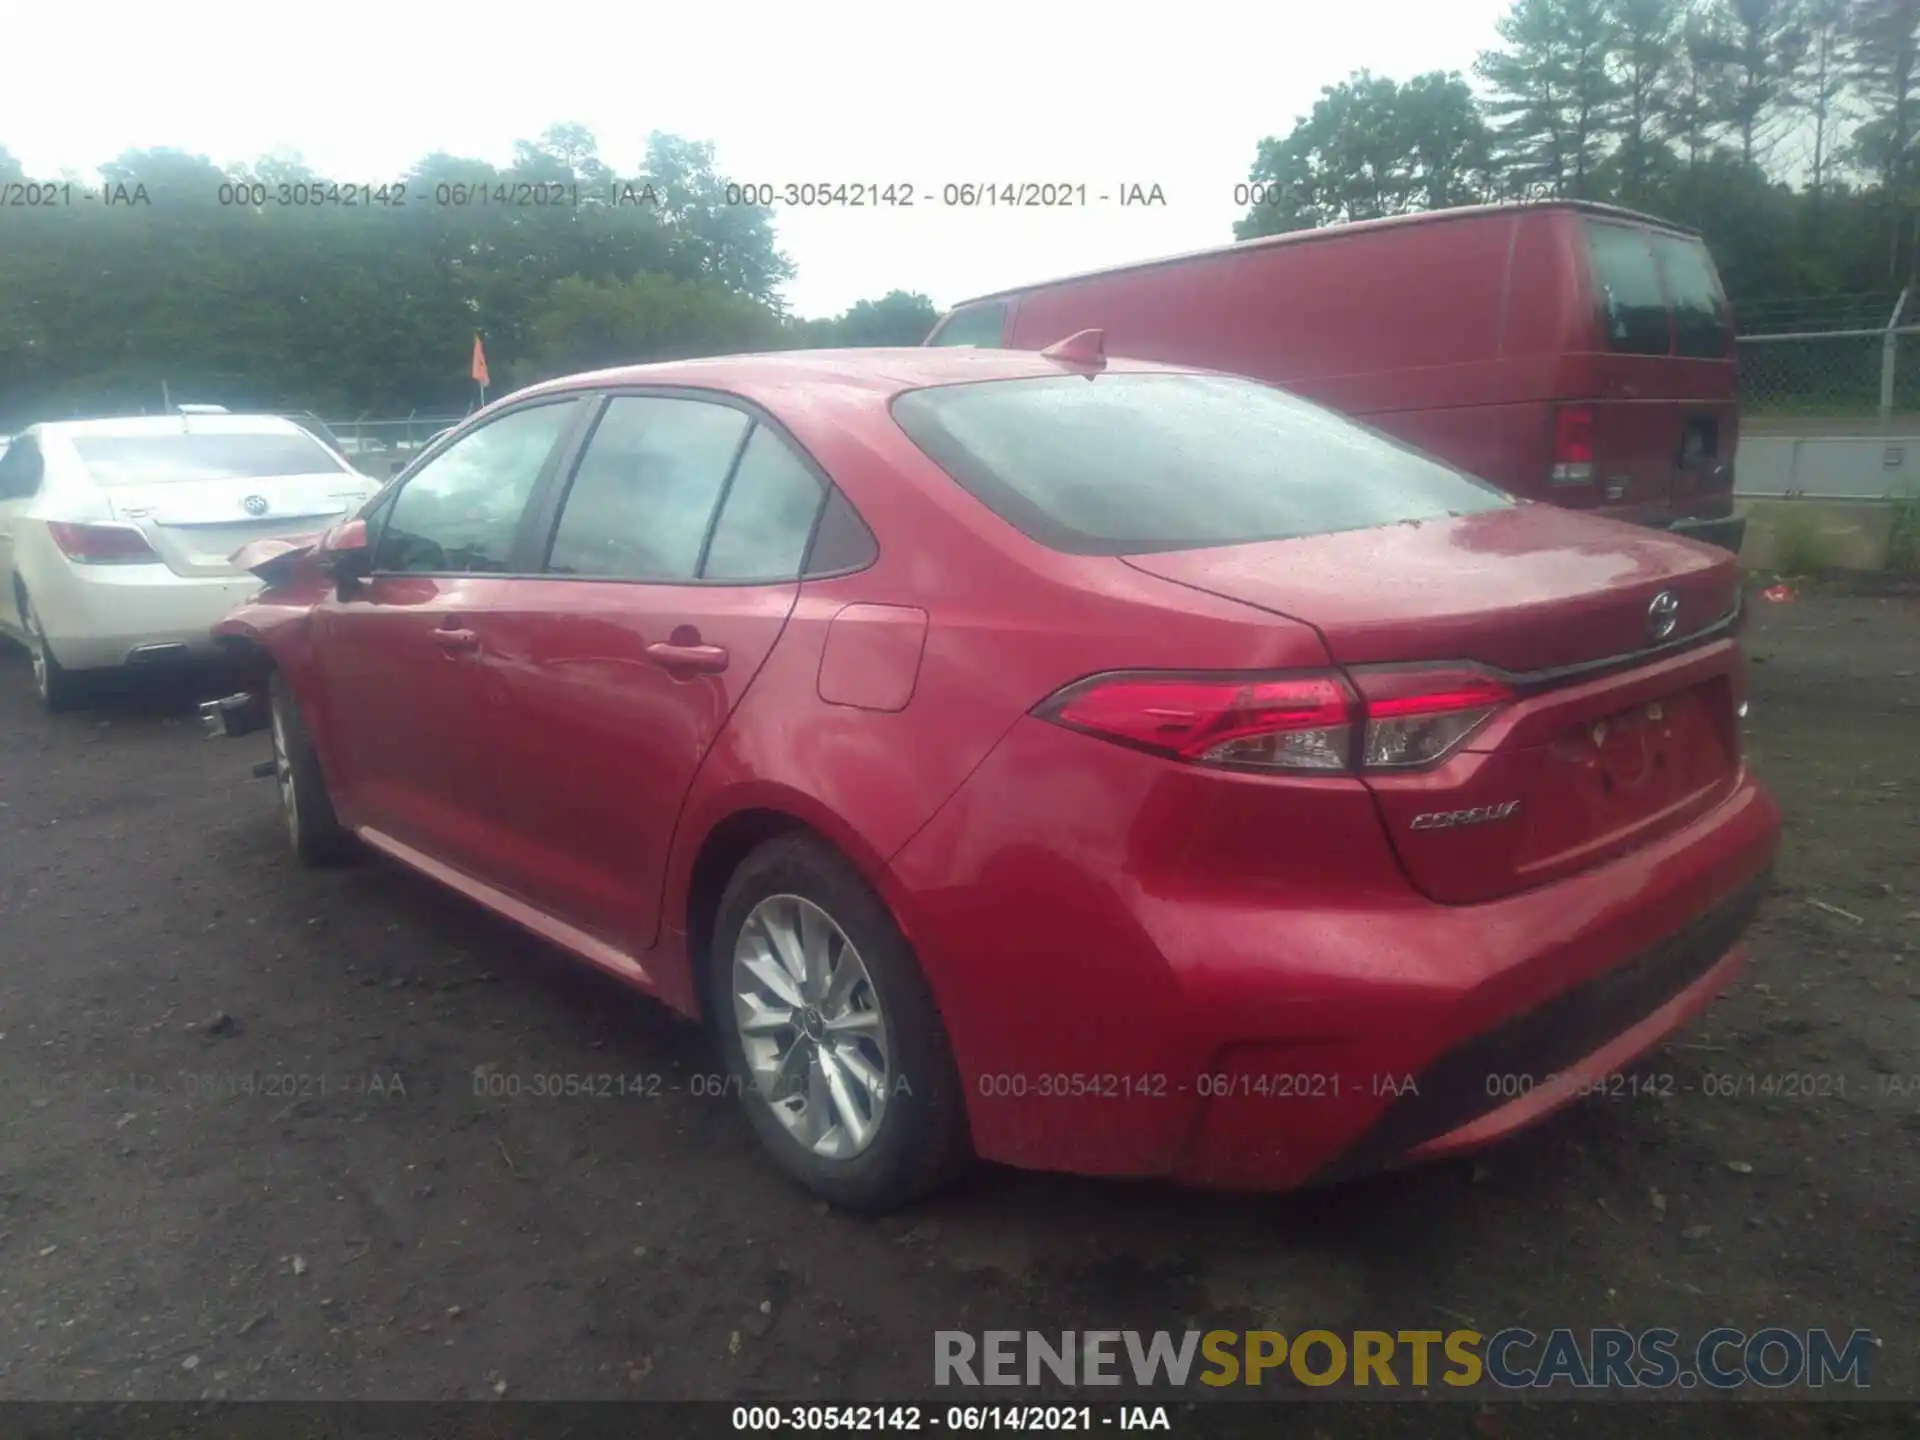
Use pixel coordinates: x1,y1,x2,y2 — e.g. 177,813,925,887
1667,514,1746,554
889,716,1781,1190
31,561,258,672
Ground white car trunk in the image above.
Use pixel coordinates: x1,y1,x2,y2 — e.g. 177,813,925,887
105,474,377,577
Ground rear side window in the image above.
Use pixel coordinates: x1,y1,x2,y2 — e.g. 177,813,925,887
70,431,350,485
702,425,826,582
1585,222,1670,355
0,435,43,497
890,373,1511,557
927,303,1008,347
1652,233,1731,359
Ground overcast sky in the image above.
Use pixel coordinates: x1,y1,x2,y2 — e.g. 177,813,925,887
2,0,1514,318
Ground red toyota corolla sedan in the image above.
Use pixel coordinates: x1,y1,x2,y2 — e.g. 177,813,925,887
206,342,1779,1211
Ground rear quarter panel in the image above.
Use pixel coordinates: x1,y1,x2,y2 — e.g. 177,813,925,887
656,404,1332,1017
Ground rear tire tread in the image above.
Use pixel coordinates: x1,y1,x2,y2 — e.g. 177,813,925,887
18,590,87,714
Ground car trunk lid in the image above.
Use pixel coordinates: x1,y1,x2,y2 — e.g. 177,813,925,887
1122,505,1745,902
105,475,375,578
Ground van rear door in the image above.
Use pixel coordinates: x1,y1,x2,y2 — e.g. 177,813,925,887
1560,219,1737,537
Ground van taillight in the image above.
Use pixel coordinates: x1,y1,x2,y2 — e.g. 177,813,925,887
1551,405,1595,486
1035,669,1514,774
47,521,161,564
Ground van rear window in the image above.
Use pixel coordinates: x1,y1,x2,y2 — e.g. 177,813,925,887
1651,233,1731,358
1585,222,1670,355
926,303,1008,347
890,373,1512,557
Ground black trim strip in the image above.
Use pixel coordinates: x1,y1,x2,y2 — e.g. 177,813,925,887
1313,872,1767,1185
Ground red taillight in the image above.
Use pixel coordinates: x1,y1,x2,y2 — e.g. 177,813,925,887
47,521,160,565
1551,405,1595,486
1349,668,1515,769
1036,668,1515,774
1040,673,1357,772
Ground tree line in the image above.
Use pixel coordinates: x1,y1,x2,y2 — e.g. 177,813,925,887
1236,0,1920,327
0,126,940,431
3,0,1916,430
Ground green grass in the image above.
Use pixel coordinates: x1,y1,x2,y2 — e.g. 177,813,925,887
1769,506,1834,575
1887,487,1920,573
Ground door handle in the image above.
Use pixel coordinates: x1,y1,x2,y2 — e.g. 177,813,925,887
432,627,479,653
645,641,729,674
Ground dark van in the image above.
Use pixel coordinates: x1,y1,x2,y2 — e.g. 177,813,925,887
926,201,1743,552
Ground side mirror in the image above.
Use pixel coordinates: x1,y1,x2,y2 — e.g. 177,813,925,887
318,518,373,582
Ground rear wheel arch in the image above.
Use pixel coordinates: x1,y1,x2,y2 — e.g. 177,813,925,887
680,804,921,1026
700,822,973,1208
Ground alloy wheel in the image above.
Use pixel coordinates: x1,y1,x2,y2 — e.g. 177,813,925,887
731,893,892,1159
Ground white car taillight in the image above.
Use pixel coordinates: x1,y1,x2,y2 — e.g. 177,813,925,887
47,521,162,565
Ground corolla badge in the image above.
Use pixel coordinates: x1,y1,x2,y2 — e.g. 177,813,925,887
1647,589,1680,642
1409,800,1522,832
243,494,269,517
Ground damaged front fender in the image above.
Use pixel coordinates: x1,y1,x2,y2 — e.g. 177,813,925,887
230,531,327,586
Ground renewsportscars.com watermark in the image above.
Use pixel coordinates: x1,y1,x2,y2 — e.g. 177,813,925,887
934,1328,1877,1392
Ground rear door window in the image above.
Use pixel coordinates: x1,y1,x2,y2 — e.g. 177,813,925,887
544,396,751,582
1651,233,1732,359
701,425,826,583
926,303,1009,347
1585,222,1671,356
890,372,1511,557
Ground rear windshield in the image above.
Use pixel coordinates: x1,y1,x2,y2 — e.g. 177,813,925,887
1652,232,1731,358
1585,221,1731,359
70,431,349,486
1586,222,1671,355
890,373,1512,556
926,303,1009,347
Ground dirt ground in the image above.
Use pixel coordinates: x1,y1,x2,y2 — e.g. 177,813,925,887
0,591,1915,1417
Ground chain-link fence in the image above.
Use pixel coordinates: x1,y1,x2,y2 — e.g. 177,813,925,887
1736,291,1920,434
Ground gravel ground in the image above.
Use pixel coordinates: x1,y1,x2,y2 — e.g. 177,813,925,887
0,591,1915,1417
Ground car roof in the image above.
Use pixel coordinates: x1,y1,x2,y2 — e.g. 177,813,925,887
32,414,315,440
942,199,1707,310
515,346,1192,410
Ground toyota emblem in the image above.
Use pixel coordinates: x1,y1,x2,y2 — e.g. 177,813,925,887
243,495,269,517
1647,589,1680,642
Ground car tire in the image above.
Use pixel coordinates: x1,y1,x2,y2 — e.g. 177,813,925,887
712,834,971,1212
269,671,356,866
18,589,85,714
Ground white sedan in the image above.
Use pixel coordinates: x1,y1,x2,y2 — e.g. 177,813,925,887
0,413,384,710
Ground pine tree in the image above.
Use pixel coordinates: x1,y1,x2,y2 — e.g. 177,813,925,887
1609,0,1682,202
1478,0,1622,197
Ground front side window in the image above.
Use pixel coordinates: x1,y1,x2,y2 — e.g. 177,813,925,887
1586,222,1670,356
372,401,577,574
546,397,751,582
70,430,350,486
926,303,1009,347
891,372,1511,556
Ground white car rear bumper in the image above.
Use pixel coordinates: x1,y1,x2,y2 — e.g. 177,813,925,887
33,561,260,672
